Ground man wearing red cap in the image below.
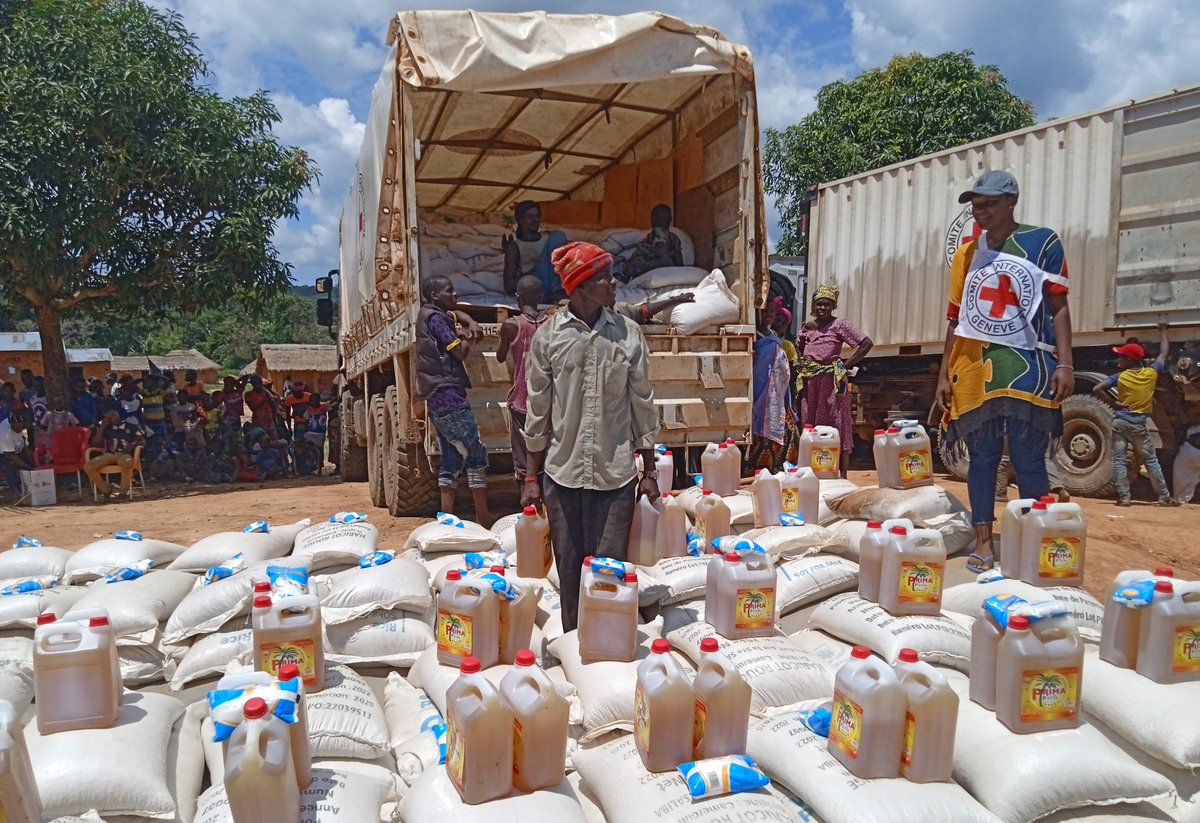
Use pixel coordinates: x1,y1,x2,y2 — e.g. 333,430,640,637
521,241,661,632
1092,323,1179,506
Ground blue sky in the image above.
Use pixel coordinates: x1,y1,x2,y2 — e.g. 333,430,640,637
149,0,1200,284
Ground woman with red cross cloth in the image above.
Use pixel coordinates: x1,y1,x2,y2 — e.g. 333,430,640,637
935,170,1075,573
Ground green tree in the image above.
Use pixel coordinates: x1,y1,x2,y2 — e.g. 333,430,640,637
0,0,316,403
764,51,1035,254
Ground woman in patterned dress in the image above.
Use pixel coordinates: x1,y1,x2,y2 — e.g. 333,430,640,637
797,285,873,477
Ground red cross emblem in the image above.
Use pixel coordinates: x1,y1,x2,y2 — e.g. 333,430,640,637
979,274,1021,318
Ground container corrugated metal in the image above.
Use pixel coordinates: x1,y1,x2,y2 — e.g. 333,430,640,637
809,83,1200,357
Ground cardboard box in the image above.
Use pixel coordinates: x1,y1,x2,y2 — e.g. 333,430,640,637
20,469,56,507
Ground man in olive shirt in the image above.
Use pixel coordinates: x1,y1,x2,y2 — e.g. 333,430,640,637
522,241,661,632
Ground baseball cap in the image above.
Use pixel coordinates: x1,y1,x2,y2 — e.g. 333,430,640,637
1113,342,1146,360
958,170,1020,203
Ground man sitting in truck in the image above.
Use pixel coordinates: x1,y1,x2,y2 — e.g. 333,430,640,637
416,274,493,527
501,200,568,298
521,241,660,633
622,203,685,282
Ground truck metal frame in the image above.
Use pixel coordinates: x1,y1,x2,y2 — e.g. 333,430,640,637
807,83,1200,496
331,11,768,515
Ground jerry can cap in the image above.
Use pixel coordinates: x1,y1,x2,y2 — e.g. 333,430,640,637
278,663,301,682
1155,580,1175,594
626,571,638,583
866,520,883,529
700,637,719,653
253,581,271,593
702,489,713,496
514,649,536,667
243,697,269,720
651,639,670,654
489,565,506,574
850,646,871,659
663,449,672,455
889,525,908,535
446,569,463,581
1032,501,1048,510
1154,567,1175,577
583,556,593,566
36,612,56,625
460,656,481,674
1008,614,1031,630
874,429,886,435
725,552,741,562
522,506,538,516
897,648,919,663
252,595,272,608
88,616,110,628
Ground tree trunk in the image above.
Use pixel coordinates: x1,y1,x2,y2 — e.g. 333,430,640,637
31,301,70,408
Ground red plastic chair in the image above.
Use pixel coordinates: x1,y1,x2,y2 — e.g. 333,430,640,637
33,425,91,500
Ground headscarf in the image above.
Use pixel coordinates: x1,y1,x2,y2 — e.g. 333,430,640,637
813,284,840,305
552,241,613,295
771,295,792,326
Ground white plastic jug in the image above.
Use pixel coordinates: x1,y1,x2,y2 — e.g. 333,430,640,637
635,639,694,772
893,424,934,489
856,521,886,603
969,593,1029,711
578,557,639,663
0,699,41,823
780,466,820,526
895,650,958,783
750,469,783,528
809,425,841,479
828,646,906,779
695,490,732,546
514,506,553,578
224,697,300,823
709,551,777,640
725,438,744,489
872,429,896,489
1099,567,1175,669
33,611,120,734
61,605,122,701
879,527,946,616
1018,501,1086,588
798,425,815,472
692,637,751,760
1000,497,1042,577
656,493,690,558
1135,579,1200,684
628,495,663,567
437,572,501,669
655,450,675,497
701,442,737,496
276,663,313,790
446,656,514,804
995,609,1084,733
252,594,325,691
499,649,569,792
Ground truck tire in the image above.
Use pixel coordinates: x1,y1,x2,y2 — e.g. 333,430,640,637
382,387,400,513
366,394,387,508
1056,394,1137,498
387,392,441,517
339,392,368,482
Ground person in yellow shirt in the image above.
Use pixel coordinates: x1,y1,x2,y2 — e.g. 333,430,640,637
1092,322,1179,506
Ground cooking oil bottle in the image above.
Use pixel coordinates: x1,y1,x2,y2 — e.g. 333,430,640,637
275,663,312,790
893,425,934,489
872,429,895,489
499,649,569,792
969,593,1030,710
798,425,815,472
0,698,41,823
655,449,675,497
635,639,694,772
628,495,663,567
657,493,690,558
780,465,820,525
488,569,537,668
827,646,906,779
995,609,1083,733
710,552,777,640
695,490,732,546
894,649,958,783
1100,567,1176,669
223,697,300,822
1000,497,1040,577
701,442,737,496
809,425,841,479
437,571,501,669
33,611,120,734
724,438,744,487
750,469,783,528
252,594,325,691
856,521,886,603
1018,501,1086,588
1135,579,1200,684
879,527,946,616
692,637,751,759
514,506,552,578
445,656,514,804
578,557,639,663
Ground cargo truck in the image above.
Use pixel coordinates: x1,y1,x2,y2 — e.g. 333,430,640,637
317,11,767,515
806,83,1200,496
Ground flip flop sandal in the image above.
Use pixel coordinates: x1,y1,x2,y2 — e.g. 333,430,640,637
965,552,995,574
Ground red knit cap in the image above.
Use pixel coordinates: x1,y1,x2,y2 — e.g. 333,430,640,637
552,241,613,295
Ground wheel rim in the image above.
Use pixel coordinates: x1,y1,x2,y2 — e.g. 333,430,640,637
1061,417,1106,478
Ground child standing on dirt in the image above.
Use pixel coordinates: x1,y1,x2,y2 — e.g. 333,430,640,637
416,275,493,526
1093,322,1180,507
495,275,549,488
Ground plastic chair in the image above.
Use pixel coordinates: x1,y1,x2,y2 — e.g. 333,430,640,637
33,425,91,501
85,444,146,501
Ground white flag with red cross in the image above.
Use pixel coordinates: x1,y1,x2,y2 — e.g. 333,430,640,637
955,233,1068,352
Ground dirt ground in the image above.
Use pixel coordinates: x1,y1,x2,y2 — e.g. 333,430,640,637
4,468,1198,596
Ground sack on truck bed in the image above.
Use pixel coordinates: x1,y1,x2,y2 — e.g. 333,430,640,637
400,765,588,823
195,766,392,823
827,485,965,524
403,516,500,555
167,520,309,572
654,269,740,334
0,544,73,583
166,621,252,691
808,592,972,670
324,606,436,667
69,569,197,645
290,519,381,571
65,537,189,583
0,584,88,629
320,555,431,624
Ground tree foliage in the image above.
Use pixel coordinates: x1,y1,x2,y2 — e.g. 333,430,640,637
0,0,316,402
764,51,1036,254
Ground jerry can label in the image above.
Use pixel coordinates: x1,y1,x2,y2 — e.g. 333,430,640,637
446,717,465,790
1020,667,1080,722
260,638,316,683
1174,625,1200,673
512,718,524,778
811,448,840,475
901,710,916,766
899,449,932,483
693,697,708,753
634,682,650,753
436,609,473,658
735,587,776,630
830,691,864,760
781,488,799,513
1038,537,1081,578
898,561,944,604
